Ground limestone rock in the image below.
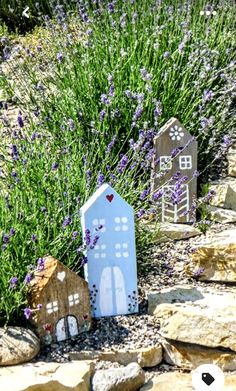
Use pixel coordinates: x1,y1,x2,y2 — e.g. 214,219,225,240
92,362,145,391
227,143,236,177
70,345,162,368
0,360,94,391
140,372,236,391
0,327,40,366
162,339,236,371
208,177,236,210
147,285,204,315
146,222,201,242
185,229,236,282
207,205,236,223
154,301,236,351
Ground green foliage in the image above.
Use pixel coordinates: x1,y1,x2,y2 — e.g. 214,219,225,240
0,0,235,325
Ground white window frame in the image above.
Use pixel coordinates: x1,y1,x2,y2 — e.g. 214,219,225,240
46,301,58,314
68,293,80,307
160,156,172,171
179,155,192,170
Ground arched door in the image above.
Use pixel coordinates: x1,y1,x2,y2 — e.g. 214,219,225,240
67,315,78,337
55,318,66,341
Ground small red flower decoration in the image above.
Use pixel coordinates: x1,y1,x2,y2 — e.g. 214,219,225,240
43,323,52,332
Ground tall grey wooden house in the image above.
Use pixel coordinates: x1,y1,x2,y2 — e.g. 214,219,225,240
152,117,198,223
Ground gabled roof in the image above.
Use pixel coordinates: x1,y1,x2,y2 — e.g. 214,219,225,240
29,256,83,294
157,117,188,138
80,183,132,214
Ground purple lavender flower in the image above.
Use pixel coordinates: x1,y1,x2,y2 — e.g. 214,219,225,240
136,209,145,218
51,162,59,171
68,118,75,130
17,113,24,128
163,51,171,58
222,135,232,147
152,189,164,201
140,67,152,81
37,304,42,310
81,255,88,266
72,231,79,240
56,52,64,62
193,267,205,277
23,308,33,319
202,89,213,103
99,109,106,121
37,258,45,271
106,135,117,153
193,170,200,178
62,215,72,228
97,173,105,186
154,100,162,118
108,85,115,97
2,234,10,243
100,94,110,105
139,188,150,201
117,155,129,173
40,206,47,213
9,228,16,236
133,105,143,122
86,169,92,181
24,273,33,284
31,234,37,242
9,277,18,289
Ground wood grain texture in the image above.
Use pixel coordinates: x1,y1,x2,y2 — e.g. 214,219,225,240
151,118,197,223
28,256,91,342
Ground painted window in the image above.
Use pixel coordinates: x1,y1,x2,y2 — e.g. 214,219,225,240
179,155,192,169
92,218,106,232
160,156,172,171
94,243,107,259
68,293,80,306
46,301,58,314
114,216,128,232
115,242,129,258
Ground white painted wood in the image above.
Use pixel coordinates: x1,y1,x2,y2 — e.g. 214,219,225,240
56,318,66,341
68,315,78,337
57,271,66,282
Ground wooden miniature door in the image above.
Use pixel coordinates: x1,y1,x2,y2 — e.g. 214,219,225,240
67,315,78,337
56,318,66,341
55,315,78,341
99,266,127,316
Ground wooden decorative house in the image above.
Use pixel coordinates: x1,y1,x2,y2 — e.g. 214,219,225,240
80,183,138,318
28,256,91,342
151,117,198,223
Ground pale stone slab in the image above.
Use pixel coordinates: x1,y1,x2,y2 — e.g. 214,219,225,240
0,360,94,391
207,205,236,223
92,362,145,391
142,222,201,242
70,345,162,368
162,339,236,371
140,372,236,391
154,301,236,351
185,229,236,282
227,143,236,177
0,327,40,366
208,177,236,210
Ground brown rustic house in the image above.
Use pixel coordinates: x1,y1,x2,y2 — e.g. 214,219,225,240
152,117,198,223
28,256,91,342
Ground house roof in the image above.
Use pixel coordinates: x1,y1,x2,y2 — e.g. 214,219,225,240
29,256,82,294
80,183,132,214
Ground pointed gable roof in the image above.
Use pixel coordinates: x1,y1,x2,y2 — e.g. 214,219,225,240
156,117,193,141
80,183,133,214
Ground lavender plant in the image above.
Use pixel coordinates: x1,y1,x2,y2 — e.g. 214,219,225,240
0,0,235,324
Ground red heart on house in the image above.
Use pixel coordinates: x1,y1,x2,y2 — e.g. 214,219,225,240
106,194,114,202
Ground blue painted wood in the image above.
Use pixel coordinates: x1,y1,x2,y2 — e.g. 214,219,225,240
80,184,138,317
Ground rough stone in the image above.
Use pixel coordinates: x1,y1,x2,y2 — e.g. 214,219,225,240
140,372,236,391
70,345,162,368
207,205,236,223
154,301,236,351
0,327,40,366
147,285,204,315
185,229,236,282
162,339,236,371
227,143,236,177
0,360,94,391
92,362,145,391
208,177,236,210
145,222,201,242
